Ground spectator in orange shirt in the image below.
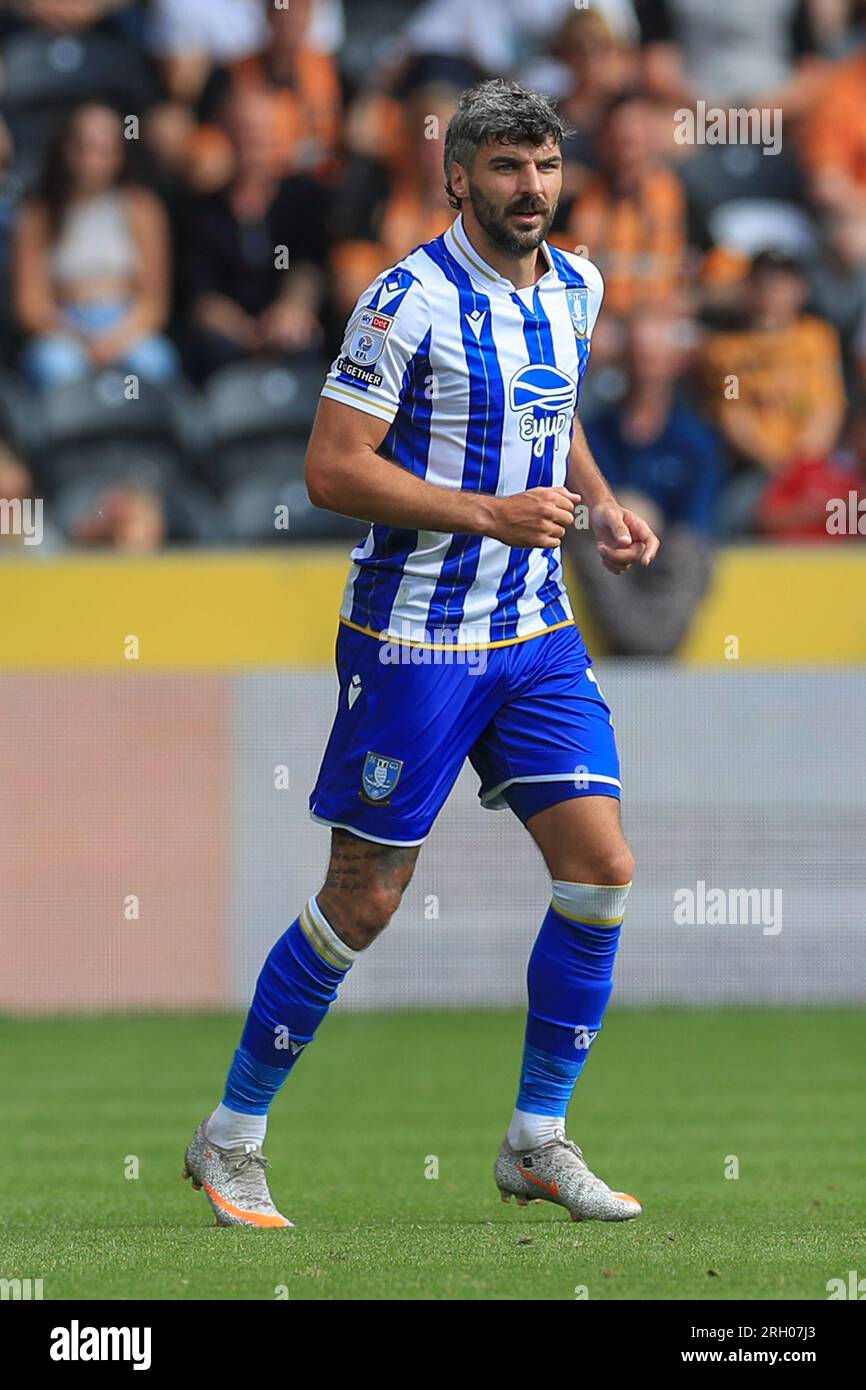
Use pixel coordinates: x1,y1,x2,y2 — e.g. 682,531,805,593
187,0,343,192
699,250,847,533
328,83,458,326
552,92,686,324
801,49,866,214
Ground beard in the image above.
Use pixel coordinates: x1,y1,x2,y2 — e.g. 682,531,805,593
467,184,556,254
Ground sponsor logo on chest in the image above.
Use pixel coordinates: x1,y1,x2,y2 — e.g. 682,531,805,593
509,364,577,457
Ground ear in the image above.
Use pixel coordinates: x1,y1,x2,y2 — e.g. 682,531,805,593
449,161,468,199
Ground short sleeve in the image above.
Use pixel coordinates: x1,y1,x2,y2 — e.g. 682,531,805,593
320,268,431,425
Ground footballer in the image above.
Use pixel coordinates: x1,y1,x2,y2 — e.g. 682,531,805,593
183,80,660,1227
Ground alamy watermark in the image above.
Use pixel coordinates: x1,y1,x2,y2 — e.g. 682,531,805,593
378,622,491,673
0,497,43,545
674,881,782,936
674,102,782,157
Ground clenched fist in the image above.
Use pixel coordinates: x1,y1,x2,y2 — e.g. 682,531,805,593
489,487,582,549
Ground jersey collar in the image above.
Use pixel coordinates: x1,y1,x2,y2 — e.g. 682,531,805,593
446,214,559,293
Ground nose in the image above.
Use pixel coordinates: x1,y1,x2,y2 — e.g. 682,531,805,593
516,163,545,202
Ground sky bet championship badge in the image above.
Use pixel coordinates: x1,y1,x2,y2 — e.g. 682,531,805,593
566,286,588,339
337,308,395,387
361,751,403,804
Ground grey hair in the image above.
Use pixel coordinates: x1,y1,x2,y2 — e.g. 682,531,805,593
443,80,571,211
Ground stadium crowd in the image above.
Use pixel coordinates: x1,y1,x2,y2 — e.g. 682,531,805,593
1,0,865,623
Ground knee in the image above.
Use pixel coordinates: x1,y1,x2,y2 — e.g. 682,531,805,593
122,335,179,383
23,335,89,388
558,842,635,888
597,844,635,886
317,881,404,951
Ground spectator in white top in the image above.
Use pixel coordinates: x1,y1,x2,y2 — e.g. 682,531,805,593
404,0,637,76
147,0,269,102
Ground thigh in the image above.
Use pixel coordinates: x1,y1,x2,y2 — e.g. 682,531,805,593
323,829,421,901
470,625,621,814
524,794,634,885
310,624,503,846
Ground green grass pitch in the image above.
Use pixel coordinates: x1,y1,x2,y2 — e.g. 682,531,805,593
2,1007,863,1301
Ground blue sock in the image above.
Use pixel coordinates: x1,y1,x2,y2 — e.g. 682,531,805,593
515,880,631,1124
223,896,359,1115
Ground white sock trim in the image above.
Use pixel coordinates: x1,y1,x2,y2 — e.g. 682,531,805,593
302,894,361,970
507,1108,567,1151
206,1103,267,1150
551,879,631,926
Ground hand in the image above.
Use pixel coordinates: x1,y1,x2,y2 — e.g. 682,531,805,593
490,487,582,548
591,499,661,574
258,301,323,351
87,332,129,368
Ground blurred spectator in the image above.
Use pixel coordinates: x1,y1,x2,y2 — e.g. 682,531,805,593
853,303,866,392
13,103,179,388
402,0,577,79
552,91,687,323
546,9,637,194
145,0,344,107
146,0,268,104
758,402,866,540
801,48,866,214
809,208,866,357
587,309,723,535
699,249,847,533
807,0,866,55
183,88,329,380
3,0,134,36
188,0,343,191
566,308,719,657
638,0,824,115
329,82,456,325
0,114,19,281
67,481,167,550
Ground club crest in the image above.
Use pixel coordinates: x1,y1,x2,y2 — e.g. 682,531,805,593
566,286,588,339
361,751,403,803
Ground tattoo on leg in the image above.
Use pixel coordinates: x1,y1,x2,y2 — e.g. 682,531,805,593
324,831,419,896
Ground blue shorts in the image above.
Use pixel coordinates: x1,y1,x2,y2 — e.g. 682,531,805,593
309,621,621,846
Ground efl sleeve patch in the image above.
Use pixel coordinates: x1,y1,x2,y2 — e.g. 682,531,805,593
321,271,429,422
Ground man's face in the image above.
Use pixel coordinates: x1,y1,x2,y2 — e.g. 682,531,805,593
750,266,807,323
457,136,562,254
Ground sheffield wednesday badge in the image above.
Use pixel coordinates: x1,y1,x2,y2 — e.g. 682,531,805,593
361,751,404,803
566,286,588,339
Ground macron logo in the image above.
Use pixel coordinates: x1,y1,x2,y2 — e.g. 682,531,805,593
465,309,487,340
50,1321,152,1371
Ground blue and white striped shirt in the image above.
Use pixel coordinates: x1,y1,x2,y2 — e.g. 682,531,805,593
321,213,604,647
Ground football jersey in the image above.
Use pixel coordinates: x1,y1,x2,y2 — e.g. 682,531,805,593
320,212,604,646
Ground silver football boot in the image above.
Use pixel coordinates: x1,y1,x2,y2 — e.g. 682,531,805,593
496,1129,642,1222
182,1120,293,1228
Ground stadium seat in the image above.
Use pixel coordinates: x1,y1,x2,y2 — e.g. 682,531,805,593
202,357,329,489
34,373,195,491
0,370,36,453
222,454,366,544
